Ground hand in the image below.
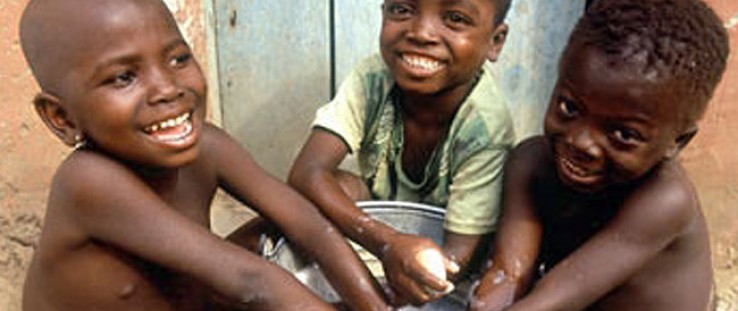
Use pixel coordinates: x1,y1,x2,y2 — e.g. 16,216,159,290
468,269,517,311
379,232,457,306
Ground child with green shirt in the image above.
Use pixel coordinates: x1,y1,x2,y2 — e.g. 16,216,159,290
288,0,515,306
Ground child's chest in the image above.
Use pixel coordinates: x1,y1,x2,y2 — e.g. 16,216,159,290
400,119,448,182
533,184,623,265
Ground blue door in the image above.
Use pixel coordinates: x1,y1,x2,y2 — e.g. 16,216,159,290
214,0,584,178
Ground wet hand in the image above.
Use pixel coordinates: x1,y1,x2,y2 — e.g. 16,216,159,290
468,269,517,311
379,233,458,306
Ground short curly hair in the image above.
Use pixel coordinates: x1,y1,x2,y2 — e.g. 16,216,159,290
568,0,729,126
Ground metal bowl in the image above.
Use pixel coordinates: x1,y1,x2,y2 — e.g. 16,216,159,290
263,201,467,310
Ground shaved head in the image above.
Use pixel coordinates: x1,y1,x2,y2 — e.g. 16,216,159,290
20,0,178,96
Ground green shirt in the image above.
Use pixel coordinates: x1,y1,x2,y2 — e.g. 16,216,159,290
313,55,514,235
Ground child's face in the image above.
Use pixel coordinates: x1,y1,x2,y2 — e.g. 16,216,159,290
544,44,687,193
56,1,207,169
379,0,505,95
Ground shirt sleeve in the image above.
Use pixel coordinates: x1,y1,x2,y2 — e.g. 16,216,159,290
444,144,508,235
312,67,369,153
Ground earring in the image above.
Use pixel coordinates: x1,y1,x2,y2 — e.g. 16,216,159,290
74,134,87,149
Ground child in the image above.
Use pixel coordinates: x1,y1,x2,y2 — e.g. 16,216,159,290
18,0,391,310
288,0,515,306
470,0,729,310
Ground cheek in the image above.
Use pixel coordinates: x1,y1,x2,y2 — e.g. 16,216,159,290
379,21,400,45
610,148,662,180
543,109,562,136
449,36,486,62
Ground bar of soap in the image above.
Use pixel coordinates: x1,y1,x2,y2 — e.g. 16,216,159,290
417,248,455,294
416,248,447,281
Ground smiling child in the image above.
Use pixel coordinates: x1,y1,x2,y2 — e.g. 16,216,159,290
18,0,390,310
288,0,515,306
470,0,730,310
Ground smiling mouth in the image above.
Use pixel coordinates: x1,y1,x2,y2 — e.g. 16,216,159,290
556,154,604,187
401,53,445,76
560,156,590,178
143,111,193,143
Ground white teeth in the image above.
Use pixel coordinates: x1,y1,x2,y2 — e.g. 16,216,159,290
403,55,442,71
156,121,192,142
562,157,589,177
144,112,191,133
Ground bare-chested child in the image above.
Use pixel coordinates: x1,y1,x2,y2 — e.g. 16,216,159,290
470,0,730,310
18,0,391,310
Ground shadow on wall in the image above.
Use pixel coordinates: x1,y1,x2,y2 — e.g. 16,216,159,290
491,0,584,142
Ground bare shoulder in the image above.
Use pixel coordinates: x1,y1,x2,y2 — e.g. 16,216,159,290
52,150,143,204
198,122,238,146
622,160,700,233
506,136,552,173
596,163,712,311
196,122,253,161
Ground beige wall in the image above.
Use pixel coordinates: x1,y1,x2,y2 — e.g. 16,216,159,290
1,0,737,310
683,1,738,309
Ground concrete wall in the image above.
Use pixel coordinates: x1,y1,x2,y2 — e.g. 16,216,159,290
1,0,737,310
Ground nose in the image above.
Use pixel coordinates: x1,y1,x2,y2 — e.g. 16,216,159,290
148,66,184,104
406,14,439,45
566,128,603,161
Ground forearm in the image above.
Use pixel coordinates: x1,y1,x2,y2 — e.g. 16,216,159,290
308,230,390,310
443,231,487,279
204,243,334,310
270,187,390,309
289,167,399,258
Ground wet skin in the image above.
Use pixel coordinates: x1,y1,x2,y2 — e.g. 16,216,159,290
21,0,389,310
290,0,507,306
470,43,713,311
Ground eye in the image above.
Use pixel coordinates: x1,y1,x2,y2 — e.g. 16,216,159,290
384,2,413,19
106,71,136,88
611,127,644,145
169,52,192,69
557,97,579,118
444,11,473,27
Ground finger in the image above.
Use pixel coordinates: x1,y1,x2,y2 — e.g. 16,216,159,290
444,256,460,275
408,262,451,292
393,274,433,306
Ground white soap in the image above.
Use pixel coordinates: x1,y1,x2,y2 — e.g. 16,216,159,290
416,248,455,295
416,248,447,281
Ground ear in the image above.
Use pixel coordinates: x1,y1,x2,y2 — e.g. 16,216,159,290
665,126,698,160
33,92,79,147
486,23,509,62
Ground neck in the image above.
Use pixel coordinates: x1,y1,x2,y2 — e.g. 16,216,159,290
400,79,476,126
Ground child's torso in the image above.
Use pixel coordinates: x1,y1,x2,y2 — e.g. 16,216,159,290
532,154,714,310
23,156,218,311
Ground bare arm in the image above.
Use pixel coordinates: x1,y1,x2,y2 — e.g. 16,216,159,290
443,231,486,280
470,138,546,311
56,151,332,310
505,162,696,311
289,129,453,305
205,125,390,311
